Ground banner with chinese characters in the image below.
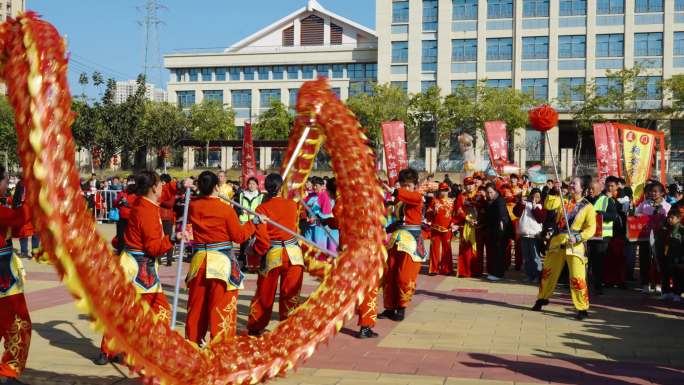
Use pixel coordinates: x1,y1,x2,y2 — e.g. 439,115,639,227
241,122,257,188
593,123,620,182
484,121,508,172
622,127,655,202
381,121,408,186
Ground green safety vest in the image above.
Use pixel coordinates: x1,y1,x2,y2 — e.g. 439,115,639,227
239,193,264,223
593,195,613,238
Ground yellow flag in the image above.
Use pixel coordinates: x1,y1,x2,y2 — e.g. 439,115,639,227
622,128,655,201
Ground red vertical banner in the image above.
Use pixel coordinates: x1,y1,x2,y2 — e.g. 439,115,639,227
593,122,620,182
381,121,408,186
484,121,508,172
241,122,257,188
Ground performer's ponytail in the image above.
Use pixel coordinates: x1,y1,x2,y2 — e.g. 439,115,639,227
135,170,160,196
263,173,283,203
197,171,219,197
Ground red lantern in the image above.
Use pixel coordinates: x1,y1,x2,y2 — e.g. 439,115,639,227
528,104,558,132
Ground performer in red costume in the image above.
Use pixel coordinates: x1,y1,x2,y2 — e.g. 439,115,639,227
96,171,173,367
0,167,31,381
185,171,256,343
455,177,482,277
247,174,304,336
379,168,425,322
426,183,455,276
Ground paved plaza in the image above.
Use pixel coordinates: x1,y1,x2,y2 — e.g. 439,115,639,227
13,225,684,385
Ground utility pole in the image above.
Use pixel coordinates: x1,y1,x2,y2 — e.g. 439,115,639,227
137,0,165,90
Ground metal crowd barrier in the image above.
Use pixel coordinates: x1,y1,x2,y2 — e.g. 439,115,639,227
87,189,120,223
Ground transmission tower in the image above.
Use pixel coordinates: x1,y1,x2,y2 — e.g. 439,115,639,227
137,0,165,90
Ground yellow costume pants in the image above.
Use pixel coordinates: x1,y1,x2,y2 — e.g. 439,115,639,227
537,248,589,311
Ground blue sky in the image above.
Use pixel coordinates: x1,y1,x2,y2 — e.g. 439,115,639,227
27,0,375,100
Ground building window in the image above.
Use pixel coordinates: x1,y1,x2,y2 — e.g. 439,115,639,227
258,66,270,81
523,0,549,17
215,68,227,81
522,36,549,59
597,0,624,14
332,64,345,78
558,35,586,58
348,64,376,96
316,64,329,78
423,0,438,31
451,79,477,94
487,38,513,60
331,23,343,45
634,32,663,56
287,65,300,80
243,67,256,81
174,69,185,82
557,77,585,101
260,89,281,108
636,76,662,100
201,68,212,82
302,65,315,79
349,81,373,97
301,14,324,46
559,0,586,16
289,88,299,108
522,78,548,100
453,0,478,20
188,68,199,82
203,90,223,103
635,0,663,13
421,81,437,92
177,91,195,108
365,63,377,81
488,0,513,19
229,67,240,81
486,79,512,88
283,26,294,46
348,64,365,80
596,34,624,57
391,81,408,93
231,90,252,109
393,1,409,23
422,40,438,71
392,41,409,63
596,77,622,96
272,66,285,80
677,0,684,12
675,33,684,56
452,39,477,61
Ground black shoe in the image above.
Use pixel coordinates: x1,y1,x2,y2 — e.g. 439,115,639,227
247,329,263,337
390,307,405,321
377,309,395,319
575,310,589,320
428,272,437,276
1,378,27,385
356,327,379,339
112,354,124,364
93,352,109,366
531,299,549,311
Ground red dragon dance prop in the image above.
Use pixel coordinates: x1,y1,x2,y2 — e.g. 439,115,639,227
3,13,386,385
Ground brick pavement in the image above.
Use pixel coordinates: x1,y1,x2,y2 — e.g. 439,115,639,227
8,225,684,385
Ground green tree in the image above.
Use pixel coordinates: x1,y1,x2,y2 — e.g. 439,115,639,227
113,74,148,169
664,74,684,118
345,83,410,149
78,72,89,101
409,86,451,159
142,101,188,172
0,96,17,169
189,99,236,166
253,100,293,140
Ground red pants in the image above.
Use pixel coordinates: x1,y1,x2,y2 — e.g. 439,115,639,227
383,249,421,310
458,237,482,277
247,253,303,333
185,260,238,343
101,292,170,358
429,230,453,275
358,287,378,328
0,294,31,378
603,237,626,286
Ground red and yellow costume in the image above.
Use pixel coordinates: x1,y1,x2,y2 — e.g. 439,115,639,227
247,197,304,333
185,196,255,343
426,187,455,275
101,196,173,358
0,205,30,379
455,179,482,277
384,189,425,310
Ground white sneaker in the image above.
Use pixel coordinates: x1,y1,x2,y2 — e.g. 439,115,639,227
486,275,501,281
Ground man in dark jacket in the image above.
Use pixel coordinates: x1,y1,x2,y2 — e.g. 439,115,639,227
484,182,511,280
586,179,619,295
